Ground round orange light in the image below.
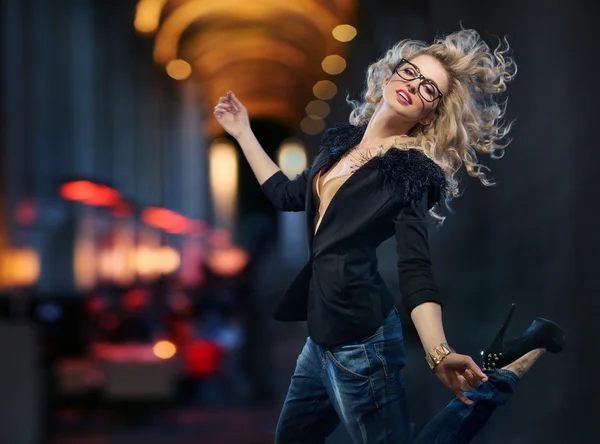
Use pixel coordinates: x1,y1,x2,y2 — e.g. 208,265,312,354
301,116,325,135
166,59,192,80
321,55,346,75
313,80,337,100
332,24,357,43
153,340,176,359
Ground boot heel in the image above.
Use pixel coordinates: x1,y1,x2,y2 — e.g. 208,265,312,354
488,303,516,351
482,305,565,370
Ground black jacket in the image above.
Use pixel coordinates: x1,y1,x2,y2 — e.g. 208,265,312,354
261,123,447,346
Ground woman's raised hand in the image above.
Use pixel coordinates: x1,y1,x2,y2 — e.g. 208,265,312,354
213,91,250,140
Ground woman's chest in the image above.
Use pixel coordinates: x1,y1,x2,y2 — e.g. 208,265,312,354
310,162,401,237
317,146,386,189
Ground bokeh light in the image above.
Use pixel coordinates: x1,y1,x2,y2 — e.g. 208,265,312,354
332,24,357,42
207,247,249,276
134,0,167,34
209,139,238,230
153,340,177,359
278,139,307,179
301,116,326,135
166,59,192,80
313,80,337,100
305,100,331,118
321,55,346,75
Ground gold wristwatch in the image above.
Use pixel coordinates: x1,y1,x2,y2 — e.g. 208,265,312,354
425,342,456,372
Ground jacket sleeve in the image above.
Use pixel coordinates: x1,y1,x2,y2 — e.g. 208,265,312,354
260,167,311,212
393,189,443,313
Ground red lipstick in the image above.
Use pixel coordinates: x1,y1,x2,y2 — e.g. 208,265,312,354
396,89,412,105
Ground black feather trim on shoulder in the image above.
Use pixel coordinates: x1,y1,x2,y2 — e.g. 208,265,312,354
372,148,448,209
320,122,448,208
320,122,366,157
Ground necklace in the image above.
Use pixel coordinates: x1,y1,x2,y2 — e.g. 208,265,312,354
345,144,386,173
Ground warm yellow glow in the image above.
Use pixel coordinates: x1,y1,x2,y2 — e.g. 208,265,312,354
145,0,358,137
332,24,357,42
0,248,40,288
207,247,249,276
313,80,337,100
153,340,176,359
114,223,136,286
301,116,325,135
278,139,307,179
157,246,181,274
154,0,340,65
135,245,157,279
97,224,136,286
134,0,167,34
321,54,346,75
135,245,181,280
305,100,330,118
74,230,97,291
183,35,307,78
166,59,192,80
209,139,238,230
98,249,119,284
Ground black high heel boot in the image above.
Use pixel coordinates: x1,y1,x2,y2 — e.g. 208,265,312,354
481,303,566,370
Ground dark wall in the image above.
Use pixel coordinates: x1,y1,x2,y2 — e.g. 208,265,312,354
424,1,596,442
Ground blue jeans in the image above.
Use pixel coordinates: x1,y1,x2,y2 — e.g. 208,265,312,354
275,308,518,444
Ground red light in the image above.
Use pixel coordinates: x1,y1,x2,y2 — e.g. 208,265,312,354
59,181,120,206
184,340,222,377
59,180,96,201
84,185,120,206
121,288,148,311
163,214,190,234
141,207,191,234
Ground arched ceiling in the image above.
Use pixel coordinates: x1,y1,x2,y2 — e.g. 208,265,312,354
135,0,357,137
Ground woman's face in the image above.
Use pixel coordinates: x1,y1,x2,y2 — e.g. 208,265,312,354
381,54,450,125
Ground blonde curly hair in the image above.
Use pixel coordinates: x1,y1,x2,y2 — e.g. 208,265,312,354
348,28,517,212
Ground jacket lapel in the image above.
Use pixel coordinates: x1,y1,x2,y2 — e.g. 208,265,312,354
305,123,366,249
305,148,330,249
304,122,448,250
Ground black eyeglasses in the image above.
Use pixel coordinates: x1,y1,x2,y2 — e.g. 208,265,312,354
393,58,443,103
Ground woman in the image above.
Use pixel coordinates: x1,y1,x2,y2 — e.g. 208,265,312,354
213,28,565,444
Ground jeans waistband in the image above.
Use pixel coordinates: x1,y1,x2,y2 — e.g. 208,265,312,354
353,306,401,344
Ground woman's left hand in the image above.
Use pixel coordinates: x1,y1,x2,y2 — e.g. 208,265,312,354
433,353,488,405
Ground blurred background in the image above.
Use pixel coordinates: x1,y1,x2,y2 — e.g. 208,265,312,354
0,0,597,443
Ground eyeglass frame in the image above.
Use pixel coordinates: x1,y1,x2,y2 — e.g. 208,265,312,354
392,58,444,103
